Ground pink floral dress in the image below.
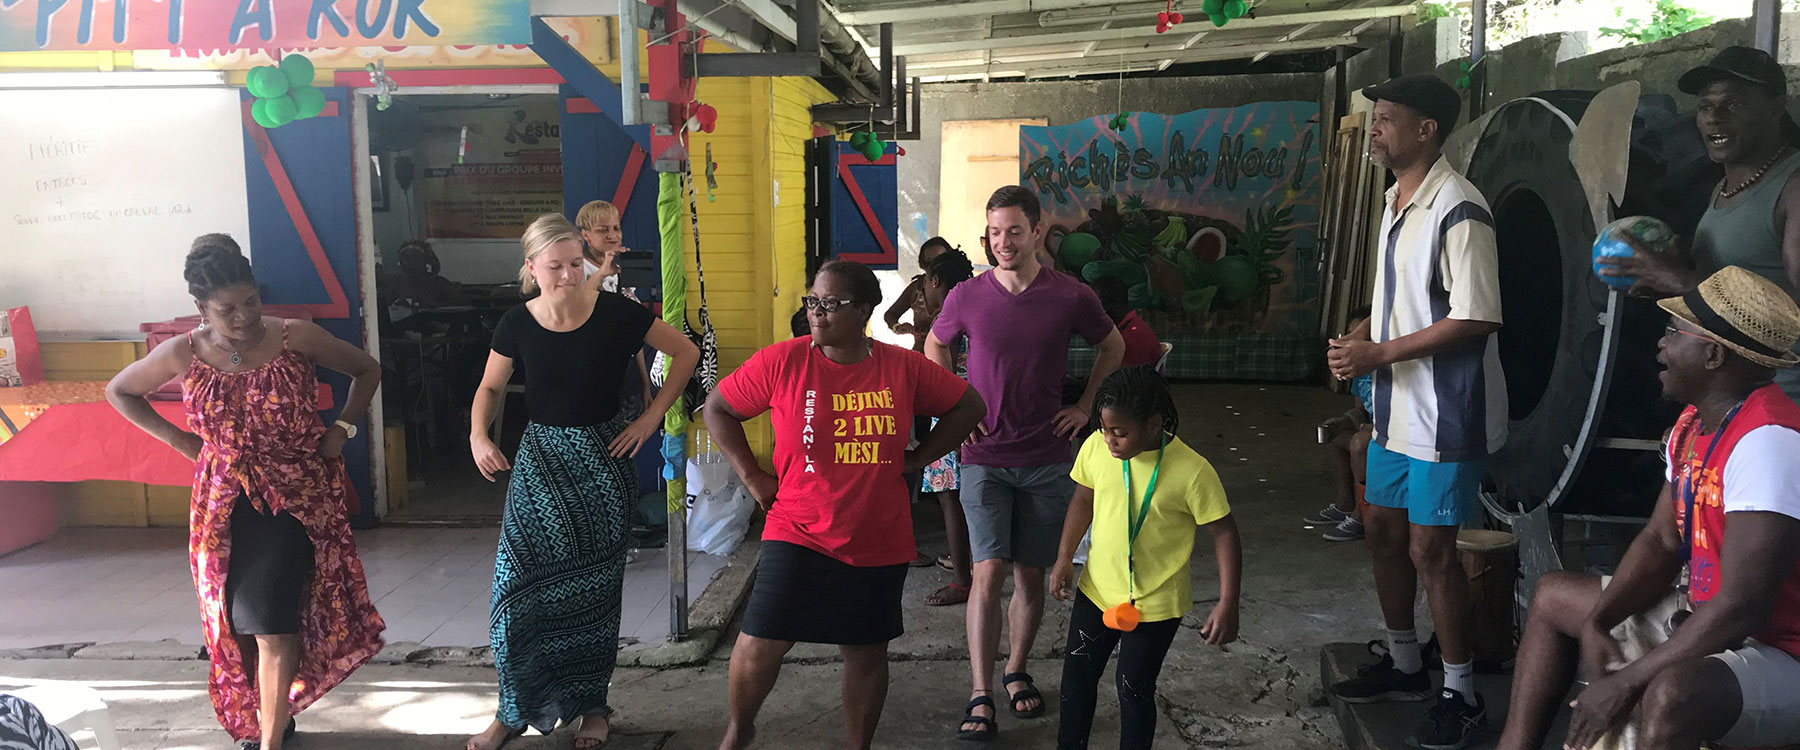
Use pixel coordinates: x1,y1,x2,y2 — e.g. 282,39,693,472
182,322,385,741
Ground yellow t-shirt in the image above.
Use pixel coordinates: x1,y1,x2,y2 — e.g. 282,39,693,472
1072,431,1230,623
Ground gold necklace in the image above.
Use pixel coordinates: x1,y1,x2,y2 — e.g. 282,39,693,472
1720,148,1791,199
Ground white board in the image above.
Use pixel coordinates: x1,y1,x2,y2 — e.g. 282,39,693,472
0,87,251,340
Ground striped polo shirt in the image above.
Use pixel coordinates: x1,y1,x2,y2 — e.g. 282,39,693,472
1371,156,1508,463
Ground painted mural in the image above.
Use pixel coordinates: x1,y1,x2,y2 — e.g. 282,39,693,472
1020,102,1322,379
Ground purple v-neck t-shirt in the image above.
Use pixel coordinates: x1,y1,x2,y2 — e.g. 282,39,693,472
932,267,1114,468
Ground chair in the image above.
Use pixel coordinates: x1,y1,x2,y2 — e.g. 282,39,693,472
9,685,122,750
1155,342,1174,375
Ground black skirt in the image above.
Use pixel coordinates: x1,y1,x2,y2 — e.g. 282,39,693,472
740,541,907,645
225,494,315,635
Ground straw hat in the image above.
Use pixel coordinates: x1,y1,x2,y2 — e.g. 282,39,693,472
1658,266,1800,368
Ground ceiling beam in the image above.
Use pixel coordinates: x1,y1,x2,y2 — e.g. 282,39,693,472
857,0,1410,27
915,34,1356,78
893,6,1406,54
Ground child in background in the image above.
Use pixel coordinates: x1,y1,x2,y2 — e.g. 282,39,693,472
885,236,957,350
916,250,977,606
1305,307,1374,542
1049,368,1241,750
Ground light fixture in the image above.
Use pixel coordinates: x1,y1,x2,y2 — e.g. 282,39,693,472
0,71,228,89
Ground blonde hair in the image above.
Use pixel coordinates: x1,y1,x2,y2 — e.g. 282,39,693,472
575,200,620,231
519,213,583,293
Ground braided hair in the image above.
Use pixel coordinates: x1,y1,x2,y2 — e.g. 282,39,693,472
1094,366,1179,436
184,233,256,301
926,247,974,289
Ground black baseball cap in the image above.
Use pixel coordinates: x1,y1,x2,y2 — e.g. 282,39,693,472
1361,74,1462,136
1679,46,1787,96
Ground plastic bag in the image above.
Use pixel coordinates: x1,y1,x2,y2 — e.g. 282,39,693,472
0,307,43,388
686,452,753,556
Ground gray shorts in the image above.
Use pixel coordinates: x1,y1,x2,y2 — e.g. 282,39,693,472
961,462,1074,569
1600,576,1800,745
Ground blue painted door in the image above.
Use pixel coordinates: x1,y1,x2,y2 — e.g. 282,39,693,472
830,141,898,269
239,87,375,526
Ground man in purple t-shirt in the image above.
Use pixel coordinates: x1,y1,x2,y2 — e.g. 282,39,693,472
929,185,1125,737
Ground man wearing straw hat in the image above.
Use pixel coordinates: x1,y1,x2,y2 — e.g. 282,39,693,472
1496,266,1800,750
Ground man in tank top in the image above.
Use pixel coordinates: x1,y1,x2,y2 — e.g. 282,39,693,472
1598,46,1800,401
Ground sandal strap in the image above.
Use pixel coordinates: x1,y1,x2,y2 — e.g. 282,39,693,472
1002,671,1033,686
965,695,995,710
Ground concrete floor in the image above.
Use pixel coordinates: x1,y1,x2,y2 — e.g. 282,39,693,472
0,383,1407,749
0,527,728,650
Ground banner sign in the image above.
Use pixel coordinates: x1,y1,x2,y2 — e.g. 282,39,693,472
0,0,530,52
131,17,606,70
1020,102,1322,348
424,163,563,239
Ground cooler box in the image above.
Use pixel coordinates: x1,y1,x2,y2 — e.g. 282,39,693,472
140,307,315,401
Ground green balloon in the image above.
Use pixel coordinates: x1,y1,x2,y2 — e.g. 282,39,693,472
1224,0,1248,18
291,85,327,119
1200,0,1224,13
250,98,277,129
246,66,289,99
279,54,315,88
1209,11,1228,26
265,94,298,126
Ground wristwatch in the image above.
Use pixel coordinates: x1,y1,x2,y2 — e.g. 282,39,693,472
334,419,359,439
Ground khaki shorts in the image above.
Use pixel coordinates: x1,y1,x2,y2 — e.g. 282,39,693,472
1599,576,1800,746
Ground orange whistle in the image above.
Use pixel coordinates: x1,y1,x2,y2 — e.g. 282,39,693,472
1102,602,1141,632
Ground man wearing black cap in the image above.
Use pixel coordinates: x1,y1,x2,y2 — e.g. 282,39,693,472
1327,73,1507,750
1600,45,1800,403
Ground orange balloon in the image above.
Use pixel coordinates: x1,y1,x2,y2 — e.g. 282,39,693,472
1102,602,1141,632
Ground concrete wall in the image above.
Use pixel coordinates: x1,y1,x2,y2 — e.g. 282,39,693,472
895,74,1322,275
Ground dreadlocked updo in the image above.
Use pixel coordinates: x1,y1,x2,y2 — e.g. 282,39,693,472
1093,366,1179,436
184,233,256,301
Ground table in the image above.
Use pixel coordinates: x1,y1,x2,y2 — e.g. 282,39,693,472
0,382,333,555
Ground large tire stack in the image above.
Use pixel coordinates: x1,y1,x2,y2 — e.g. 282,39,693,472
1470,91,1719,518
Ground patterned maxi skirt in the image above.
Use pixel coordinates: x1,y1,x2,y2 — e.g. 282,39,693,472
491,419,636,733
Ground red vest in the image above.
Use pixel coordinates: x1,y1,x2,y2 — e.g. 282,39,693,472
1666,384,1800,658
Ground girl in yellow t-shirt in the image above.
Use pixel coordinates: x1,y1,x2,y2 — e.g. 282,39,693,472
1049,367,1242,750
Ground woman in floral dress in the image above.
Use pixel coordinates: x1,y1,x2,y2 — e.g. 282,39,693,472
106,234,385,750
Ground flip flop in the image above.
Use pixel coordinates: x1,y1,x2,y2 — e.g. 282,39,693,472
574,713,610,749
955,695,997,742
937,555,955,572
1002,672,1045,719
925,582,970,606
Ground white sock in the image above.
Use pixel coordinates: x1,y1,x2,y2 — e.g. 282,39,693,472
1443,661,1476,704
1387,629,1422,674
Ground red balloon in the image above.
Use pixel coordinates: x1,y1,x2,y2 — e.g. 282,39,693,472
1170,11,1184,24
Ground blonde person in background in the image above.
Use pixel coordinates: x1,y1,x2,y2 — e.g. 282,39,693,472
466,214,699,750
576,199,655,419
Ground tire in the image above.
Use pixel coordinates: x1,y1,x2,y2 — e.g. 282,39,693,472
1468,93,1704,517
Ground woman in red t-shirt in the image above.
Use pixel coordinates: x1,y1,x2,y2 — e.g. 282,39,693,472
704,261,986,750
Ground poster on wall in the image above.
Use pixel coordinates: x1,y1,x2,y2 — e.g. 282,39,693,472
1019,101,1322,380
132,17,608,70
419,98,563,239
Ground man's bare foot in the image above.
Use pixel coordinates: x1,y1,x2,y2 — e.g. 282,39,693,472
719,721,756,750
574,712,611,749
465,719,522,750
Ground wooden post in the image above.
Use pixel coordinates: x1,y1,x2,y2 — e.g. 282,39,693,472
1754,0,1780,55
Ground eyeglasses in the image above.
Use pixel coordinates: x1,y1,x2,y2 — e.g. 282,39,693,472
1665,324,1717,344
802,296,860,314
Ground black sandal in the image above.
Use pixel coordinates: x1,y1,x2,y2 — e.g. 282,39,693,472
235,718,297,749
1003,672,1045,719
956,694,998,742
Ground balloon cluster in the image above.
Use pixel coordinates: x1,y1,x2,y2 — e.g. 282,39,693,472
247,54,326,129
1198,0,1250,27
1155,2,1184,33
848,130,887,161
686,102,719,133
1109,111,1132,131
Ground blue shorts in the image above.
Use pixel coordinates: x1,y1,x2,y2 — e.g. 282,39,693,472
1364,442,1485,527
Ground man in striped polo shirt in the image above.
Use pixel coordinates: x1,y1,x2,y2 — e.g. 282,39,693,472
1327,74,1508,750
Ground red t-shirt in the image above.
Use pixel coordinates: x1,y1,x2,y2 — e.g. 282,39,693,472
1665,384,1800,658
718,338,969,567
1118,311,1163,369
